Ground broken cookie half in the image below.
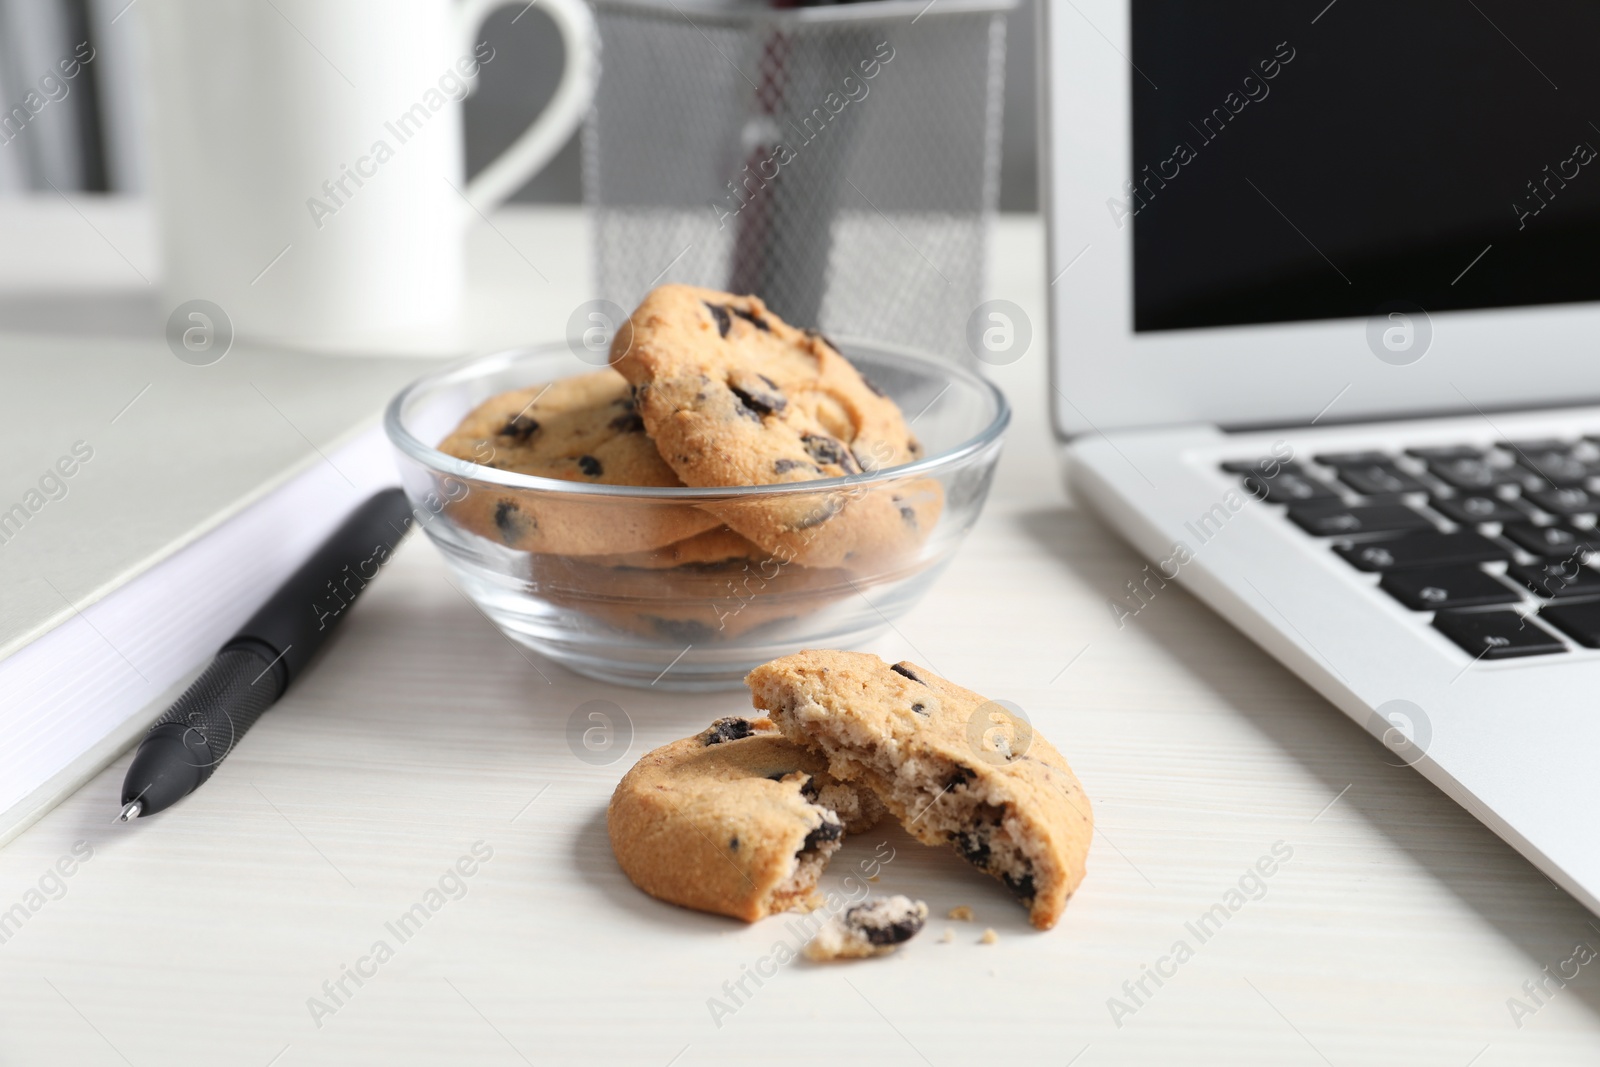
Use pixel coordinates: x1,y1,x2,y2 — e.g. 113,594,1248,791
747,651,1093,930
607,717,883,922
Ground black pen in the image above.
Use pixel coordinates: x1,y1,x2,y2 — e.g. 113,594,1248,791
117,488,416,821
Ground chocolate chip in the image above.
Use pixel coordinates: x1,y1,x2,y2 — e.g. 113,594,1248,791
773,458,817,475
890,664,925,685
492,500,528,544
946,765,975,789
802,433,859,472
801,433,844,465
578,455,603,477
733,306,770,331
609,412,645,433
899,506,918,529
728,374,787,419
729,836,740,850
1003,870,1037,904
952,828,991,867
802,819,843,852
799,778,820,801
847,903,926,946
912,702,928,715
702,717,756,745
704,301,732,337
792,498,843,529
499,414,539,441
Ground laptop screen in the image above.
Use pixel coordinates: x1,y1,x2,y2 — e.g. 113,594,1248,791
1131,1,1600,333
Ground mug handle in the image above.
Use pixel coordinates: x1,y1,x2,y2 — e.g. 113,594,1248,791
456,0,599,212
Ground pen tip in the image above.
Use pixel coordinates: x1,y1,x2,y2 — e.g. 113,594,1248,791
116,800,142,823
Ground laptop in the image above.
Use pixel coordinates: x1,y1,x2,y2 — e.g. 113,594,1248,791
1042,1,1600,914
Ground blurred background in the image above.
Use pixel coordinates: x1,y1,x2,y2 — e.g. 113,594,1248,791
0,0,1038,209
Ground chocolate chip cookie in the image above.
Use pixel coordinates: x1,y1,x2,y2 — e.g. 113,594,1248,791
578,526,764,570
608,717,883,922
439,369,677,486
437,369,719,555
610,285,942,568
746,651,1093,930
527,525,856,643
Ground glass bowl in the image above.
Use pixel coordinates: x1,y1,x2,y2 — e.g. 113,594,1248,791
383,339,1008,690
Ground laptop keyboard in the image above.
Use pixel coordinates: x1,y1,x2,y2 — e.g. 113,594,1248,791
1222,438,1600,660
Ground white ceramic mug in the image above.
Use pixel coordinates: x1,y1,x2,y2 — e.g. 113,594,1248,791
141,0,596,353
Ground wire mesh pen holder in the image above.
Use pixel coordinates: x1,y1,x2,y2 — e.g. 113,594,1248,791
583,0,1015,357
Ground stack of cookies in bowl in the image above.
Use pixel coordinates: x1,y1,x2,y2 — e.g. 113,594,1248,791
387,284,1009,688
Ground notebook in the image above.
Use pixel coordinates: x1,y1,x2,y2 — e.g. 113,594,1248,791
0,330,441,843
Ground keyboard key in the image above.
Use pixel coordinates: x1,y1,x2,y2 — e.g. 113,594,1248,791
1501,522,1600,557
1333,530,1507,571
1314,450,1394,467
1504,437,1595,455
1220,454,1308,476
1287,503,1435,536
1433,610,1566,658
1380,566,1521,610
1428,457,1523,491
1539,601,1600,647
1510,450,1593,485
1220,458,1288,474
1406,445,1483,461
1430,493,1525,525
1506,560,1600,598
1501,438,1573,454
1515,477,1562,500
1524,485,1600,517
1239,466,1339,504
1335,462,1428,497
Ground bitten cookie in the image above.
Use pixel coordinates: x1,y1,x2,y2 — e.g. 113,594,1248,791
608,717,883,922
437,369,719,555
746,651,1093,930
610,285,942,568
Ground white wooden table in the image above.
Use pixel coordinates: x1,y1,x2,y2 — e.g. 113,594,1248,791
2,201,1598,1066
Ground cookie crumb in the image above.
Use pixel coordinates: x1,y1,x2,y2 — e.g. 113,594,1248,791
804,896,928,961
948,906,974,921
980,928,998,945
939,928,954,943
